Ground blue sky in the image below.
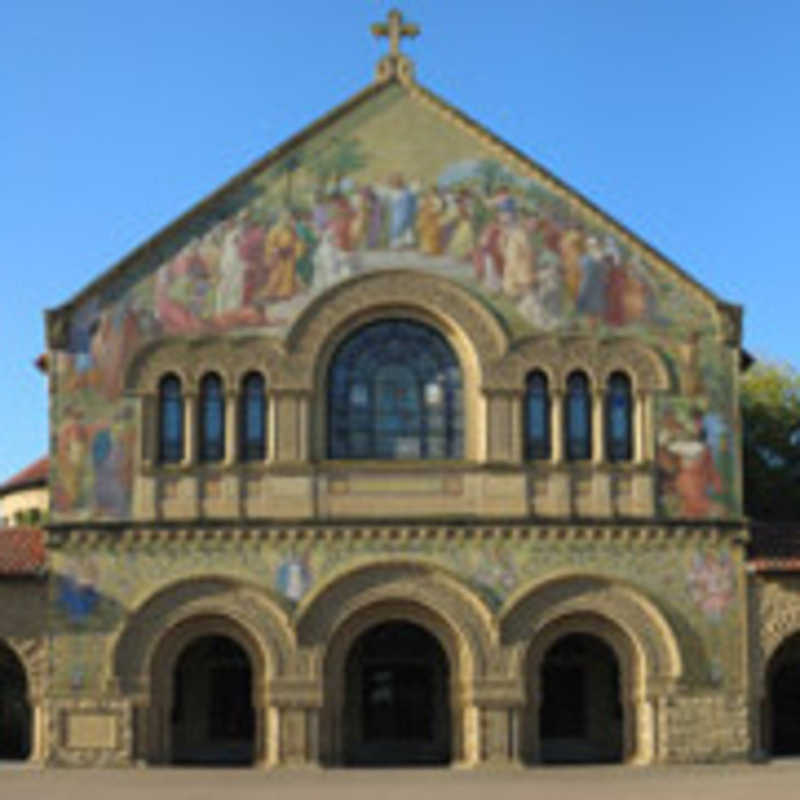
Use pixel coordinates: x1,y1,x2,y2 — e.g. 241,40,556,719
1,0,798,479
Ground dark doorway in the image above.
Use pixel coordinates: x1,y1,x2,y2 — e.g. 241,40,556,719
539,633,623,764
769,634,800,756
0,643,31,760
344,621,451,766
171,635,255,766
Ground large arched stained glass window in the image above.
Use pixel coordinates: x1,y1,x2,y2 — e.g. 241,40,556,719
525,370,550,460
159,374,184,464
199,373,225,462
239,372,266,461
565,371,592,461
327,319,463,460
605,371,633,462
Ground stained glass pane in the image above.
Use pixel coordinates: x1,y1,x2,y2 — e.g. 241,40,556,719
606,372,632,462
159,374,184,463
565,371,591,461
199,373,225,462
327,320,463,459
525,371,550,460
240,373,266,461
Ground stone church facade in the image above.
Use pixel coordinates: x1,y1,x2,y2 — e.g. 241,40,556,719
2,13,799,768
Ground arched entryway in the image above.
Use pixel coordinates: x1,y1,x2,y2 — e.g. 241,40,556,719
0,642,31,760
342,621,451,766
539,633,623,764
520,613,643,765
766,632,800,757
170,635,255,765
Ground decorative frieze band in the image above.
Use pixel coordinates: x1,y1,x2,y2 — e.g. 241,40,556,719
47,522,749,549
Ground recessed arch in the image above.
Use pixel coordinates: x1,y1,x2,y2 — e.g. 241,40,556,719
148,615,263,765
0,640,32,761
764,630,800,757
500,571,682,765
111,576,295,697
295,558,496,678
524,614,636,764
285,272,509,462
319,599,465,766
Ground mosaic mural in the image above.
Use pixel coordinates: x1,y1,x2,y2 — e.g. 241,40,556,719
48,85,736,520
48,536,744,693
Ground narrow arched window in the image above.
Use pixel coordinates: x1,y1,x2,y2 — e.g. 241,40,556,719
606,371,633,462
565,371,592,461
239,372,266,461
159,374,184,463
327,319,463,460
199,373,225,462
525,370,550,460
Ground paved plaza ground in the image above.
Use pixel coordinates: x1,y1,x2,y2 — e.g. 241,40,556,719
2,762,800,800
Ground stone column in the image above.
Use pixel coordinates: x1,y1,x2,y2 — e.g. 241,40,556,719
224,390,238,465
633,391,647,464
270,679,323,767
592,390,605,464
641,393,655,461
139,393,157,467
550,390,564,464
182,391,197,466
509,393,523,463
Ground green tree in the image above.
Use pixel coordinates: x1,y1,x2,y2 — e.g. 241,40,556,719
312,137,367,194
741,360,800,520
476,159,512,196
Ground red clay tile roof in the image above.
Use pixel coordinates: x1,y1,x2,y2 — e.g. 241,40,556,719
748,524,800,572
0,456,49,497
0,528,45,575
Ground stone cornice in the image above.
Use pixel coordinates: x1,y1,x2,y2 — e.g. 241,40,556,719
46,520,750,549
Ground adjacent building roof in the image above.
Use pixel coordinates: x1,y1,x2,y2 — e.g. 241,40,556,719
0,456,49,498
748,525,800,572
0,528,46,576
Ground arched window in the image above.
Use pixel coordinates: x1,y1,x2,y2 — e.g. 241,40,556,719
199,373,225,462
327,319,463,460
565,371,592,461
525,370,550,460
239,372,266,461
605,371,633,462
159,374,184,463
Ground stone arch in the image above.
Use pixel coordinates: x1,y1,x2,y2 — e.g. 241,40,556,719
0,638,35,761
757,617,800,758
285,270,510,379
296,560,497,766
284,271,510,462
111,576,295,764
596,338,673,393
124,335,285,394
112,576,295,695
295,559,496,679
505,335,671,393
500,572,682,765
147,614,264,765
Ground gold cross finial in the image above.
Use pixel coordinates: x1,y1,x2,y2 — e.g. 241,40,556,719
372,9,419,56
371,9,419,81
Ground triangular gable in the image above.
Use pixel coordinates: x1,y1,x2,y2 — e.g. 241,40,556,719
46,72,735,349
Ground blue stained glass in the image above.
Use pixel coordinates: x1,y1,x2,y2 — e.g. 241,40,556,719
199,373,225,462
525,371,550,460
606,372,633,462
240,372,266,461
565,371,591,461
327,320,463,459
159,374,184,463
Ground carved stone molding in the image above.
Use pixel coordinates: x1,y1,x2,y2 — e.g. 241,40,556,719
111,576,295,696
499,573,683,687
